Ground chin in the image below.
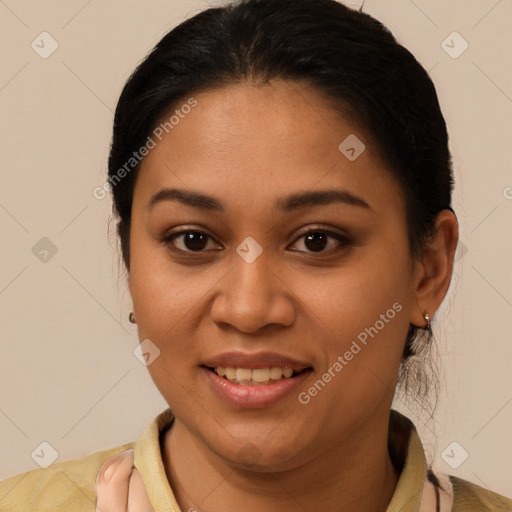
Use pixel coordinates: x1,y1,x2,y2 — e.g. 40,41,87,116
207,431,309,473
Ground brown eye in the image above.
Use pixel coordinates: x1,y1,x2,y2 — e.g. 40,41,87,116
162,230,219,252
290,229,351,254
304,232,329,252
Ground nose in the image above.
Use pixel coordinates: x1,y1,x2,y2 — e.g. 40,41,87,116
209,249,296,333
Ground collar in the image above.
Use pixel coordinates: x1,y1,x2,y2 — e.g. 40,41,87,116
133,408,178,510
386,410,429,511
132,408,437,511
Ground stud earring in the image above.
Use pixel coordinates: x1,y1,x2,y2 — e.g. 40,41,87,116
129,312,136,324
423,312,432,333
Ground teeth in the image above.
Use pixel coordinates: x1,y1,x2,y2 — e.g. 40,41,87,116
252,368,271,382
270,367,282,380
213,366,298,384
235,368,252,381
225,367,236,380
282,367,293,378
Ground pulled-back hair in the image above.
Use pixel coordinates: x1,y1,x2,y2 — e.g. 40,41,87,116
108,0,454,407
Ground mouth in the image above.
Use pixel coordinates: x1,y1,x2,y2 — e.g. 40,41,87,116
204,366,311,385
201,351,314,407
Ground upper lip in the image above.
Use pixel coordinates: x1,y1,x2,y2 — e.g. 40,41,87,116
202,351,312,371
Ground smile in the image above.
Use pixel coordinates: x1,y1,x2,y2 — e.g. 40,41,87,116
202,365,313,408
208,366,304,385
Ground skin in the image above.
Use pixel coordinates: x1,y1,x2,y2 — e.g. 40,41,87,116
124,80,458,512
95,450,154,512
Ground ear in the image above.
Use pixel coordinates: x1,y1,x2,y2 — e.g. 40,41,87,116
410,209,459,328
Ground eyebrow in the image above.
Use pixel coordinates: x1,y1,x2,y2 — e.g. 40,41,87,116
148,187,372,212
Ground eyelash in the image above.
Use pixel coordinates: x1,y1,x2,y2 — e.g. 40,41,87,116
160,226,352,256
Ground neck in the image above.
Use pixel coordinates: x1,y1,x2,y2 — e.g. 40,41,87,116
162,412,399,512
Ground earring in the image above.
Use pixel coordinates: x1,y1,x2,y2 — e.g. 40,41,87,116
129,312,136,324
423,312,432,333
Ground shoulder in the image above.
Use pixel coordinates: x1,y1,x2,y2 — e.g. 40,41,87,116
450,475,512,511
0,441,135,512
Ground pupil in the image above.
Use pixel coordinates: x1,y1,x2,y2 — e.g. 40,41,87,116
185,232,207,251
305,232,327,252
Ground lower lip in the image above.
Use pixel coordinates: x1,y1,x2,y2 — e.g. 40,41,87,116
202,367,313,409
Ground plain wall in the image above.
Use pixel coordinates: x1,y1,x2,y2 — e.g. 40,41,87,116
0,0,511,498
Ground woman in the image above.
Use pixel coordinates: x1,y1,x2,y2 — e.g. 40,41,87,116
1,0,510,510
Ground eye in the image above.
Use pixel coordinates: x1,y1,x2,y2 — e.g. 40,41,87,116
289,228,352,254
161,227,351,255
161,230,220,253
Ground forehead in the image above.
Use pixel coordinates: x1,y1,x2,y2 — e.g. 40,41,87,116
134,80,403,218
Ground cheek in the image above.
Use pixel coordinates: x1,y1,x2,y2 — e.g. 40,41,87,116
130,263,207,343
128,237,231,370
292,252,412,400
128,252,207,407
129,239,187,341
297,254,410,342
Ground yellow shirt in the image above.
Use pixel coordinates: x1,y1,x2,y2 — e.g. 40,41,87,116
0,408,510,511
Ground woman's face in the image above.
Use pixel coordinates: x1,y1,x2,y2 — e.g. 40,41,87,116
129,80,424,470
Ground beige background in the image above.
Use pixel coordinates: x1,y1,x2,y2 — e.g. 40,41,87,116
0,0,511,499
